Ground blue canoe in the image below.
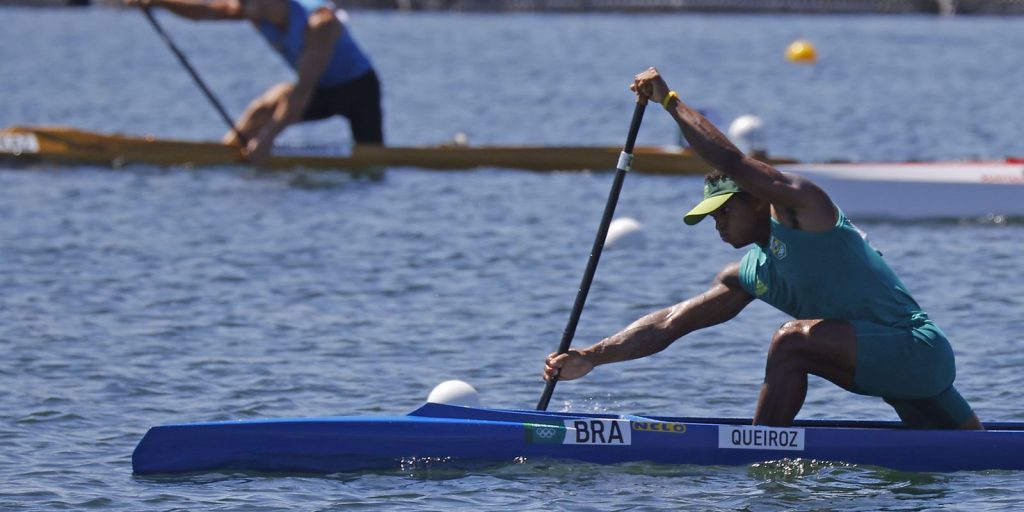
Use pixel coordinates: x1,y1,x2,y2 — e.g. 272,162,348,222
132,403,1024,474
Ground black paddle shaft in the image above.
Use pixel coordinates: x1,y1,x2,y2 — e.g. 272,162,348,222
141,7,247,146
537,99,647,411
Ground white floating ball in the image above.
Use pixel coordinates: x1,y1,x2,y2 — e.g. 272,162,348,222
427,380,481,408
605,217,645,249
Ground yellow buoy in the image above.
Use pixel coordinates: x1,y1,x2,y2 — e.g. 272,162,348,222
785,39,817,64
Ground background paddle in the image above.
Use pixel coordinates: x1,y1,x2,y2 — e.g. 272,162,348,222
141,7,247,146
537,97,647,411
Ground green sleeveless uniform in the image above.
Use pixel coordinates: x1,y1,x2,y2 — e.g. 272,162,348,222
737,209,973,427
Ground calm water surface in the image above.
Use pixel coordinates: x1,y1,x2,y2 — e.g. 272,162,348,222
1,7,1023,511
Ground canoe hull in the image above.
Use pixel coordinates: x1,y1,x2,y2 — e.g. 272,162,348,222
0,125,727,175
132,403,1024,475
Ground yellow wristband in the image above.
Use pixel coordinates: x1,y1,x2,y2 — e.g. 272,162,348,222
661,90,680,110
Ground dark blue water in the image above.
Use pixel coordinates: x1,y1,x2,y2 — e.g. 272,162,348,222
1,7,1023,510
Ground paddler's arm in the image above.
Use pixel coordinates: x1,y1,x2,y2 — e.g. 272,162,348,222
544,263,754,382
243,7,341,164
630,67,836,231
123,0,245,20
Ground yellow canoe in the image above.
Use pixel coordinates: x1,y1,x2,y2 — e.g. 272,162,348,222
0,125,795,175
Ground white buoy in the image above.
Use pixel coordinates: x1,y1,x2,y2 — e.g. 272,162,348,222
728,115,765,154
427,380,481,407
605,217,645,249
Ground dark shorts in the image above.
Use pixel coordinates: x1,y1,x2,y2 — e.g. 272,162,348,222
303,69,383,144
850,320,974,428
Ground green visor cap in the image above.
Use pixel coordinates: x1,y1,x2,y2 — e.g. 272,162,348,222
683,177,742,225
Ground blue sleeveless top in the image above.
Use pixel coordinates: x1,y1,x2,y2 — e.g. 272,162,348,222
738,209,929,328
257,0,373,88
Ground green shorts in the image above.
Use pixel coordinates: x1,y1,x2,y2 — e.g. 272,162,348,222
850,320,974,428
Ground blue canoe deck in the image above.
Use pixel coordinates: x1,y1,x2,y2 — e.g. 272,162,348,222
132,403,1024,475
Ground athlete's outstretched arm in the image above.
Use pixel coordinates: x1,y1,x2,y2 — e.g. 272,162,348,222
544,263,754,381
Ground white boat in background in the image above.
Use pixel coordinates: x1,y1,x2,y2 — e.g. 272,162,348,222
779,160,1024,220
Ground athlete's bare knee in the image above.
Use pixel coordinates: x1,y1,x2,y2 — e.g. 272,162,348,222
768,321,810,355
243,84,292,114
768,319,858,388
265,83,294,103
765,322,811,373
